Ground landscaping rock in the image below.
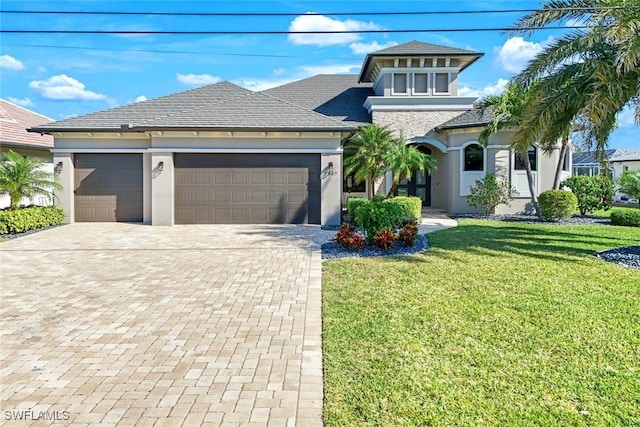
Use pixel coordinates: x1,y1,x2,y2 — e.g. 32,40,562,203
322,234,427,260
450,214,610,226
596,246,640,270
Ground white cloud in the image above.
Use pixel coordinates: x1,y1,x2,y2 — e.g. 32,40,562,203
234,63,361,92
288,14,381,47
176,73,222,86
617,106,636,128
6,97,34,107
459,78,510,98
29,74,109,101
494,37,553,74
37,66,47,73
134,95,148,103
350,41,398,55
0,55,25,71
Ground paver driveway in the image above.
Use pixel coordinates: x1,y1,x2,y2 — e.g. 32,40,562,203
0,223,328,426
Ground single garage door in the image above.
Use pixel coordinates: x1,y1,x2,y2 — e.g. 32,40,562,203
174,153,320,224
74,154,143,222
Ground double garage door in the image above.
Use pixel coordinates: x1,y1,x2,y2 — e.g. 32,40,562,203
74,153,320,224
174,153,320,224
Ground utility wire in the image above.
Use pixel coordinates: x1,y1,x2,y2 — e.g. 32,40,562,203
0,6,633,16
0,26,588,35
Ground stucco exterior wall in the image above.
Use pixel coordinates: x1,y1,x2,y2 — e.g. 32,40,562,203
372,110,467,140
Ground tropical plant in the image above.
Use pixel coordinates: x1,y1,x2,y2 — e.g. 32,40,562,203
617,169,640,207
0,151,61,210
386,138,436,197
343,125,396,199
476,83,541,217
509,0,640,157
466,173,518,214
610,207,640,226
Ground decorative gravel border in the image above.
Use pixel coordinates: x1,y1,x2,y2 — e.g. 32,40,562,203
450,213,611,226
321,234,428,260
0,224,65,240
596,246,640,270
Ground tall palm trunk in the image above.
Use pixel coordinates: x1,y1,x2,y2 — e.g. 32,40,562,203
552,135,569,189
523,153,541,218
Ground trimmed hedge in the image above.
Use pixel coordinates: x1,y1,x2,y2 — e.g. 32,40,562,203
346,197,370,219
610,208,640,227
538,190,578,221
353,200,405,239
0,205,65,234
561,175,615,215
384,196,422,220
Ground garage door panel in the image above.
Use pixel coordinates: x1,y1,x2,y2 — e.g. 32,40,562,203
194,173,210,185
175,154,320,224
74,154,143,222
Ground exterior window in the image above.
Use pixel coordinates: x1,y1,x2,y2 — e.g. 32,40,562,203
464,144,484,171
515,147,537,171
343,172,366,193
434,73,449,94
393,73,407,95
413,73,429,94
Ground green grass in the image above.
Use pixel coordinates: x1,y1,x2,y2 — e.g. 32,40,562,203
323,220,640,426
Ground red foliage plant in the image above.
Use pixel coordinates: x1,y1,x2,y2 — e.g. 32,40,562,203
373,229,397,250
334,223,366,250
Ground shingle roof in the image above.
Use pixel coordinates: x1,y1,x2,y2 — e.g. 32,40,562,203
0,99,53,149
437,107,494,130
263,74,373,125
371,40,481,56
574,149,640,165
30,81,355,133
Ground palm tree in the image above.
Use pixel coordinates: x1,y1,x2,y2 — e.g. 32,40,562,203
509,0,640,157
344,125,396,199
0,150,61,210
476,82,542,217
386,138,437,197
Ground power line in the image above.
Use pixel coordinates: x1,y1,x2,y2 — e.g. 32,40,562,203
0,26,588,35
0,6,632,17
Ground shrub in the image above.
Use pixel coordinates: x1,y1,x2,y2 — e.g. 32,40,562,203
384,196,422,220
398,217,419,246
610,208,640,227
346,197,370,221
353,200,405,239
538,190,578,221
466,173,517,214
334,223,366,250
561,175,615,215
373,229,397,250
0,205,65,234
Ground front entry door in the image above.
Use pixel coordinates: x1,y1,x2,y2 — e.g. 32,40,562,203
395,146,432,206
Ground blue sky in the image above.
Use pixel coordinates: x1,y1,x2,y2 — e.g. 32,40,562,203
1,0,637,149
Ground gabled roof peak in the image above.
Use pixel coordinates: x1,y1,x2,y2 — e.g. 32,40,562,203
370,40,481,56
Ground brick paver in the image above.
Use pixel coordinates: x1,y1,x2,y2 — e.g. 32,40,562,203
0,223,328,426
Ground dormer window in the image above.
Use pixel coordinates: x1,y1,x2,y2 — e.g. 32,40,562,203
434,73,450,95
392,73,408,95
413,73,429,95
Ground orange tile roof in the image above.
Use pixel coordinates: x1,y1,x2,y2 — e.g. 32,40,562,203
0,99,54,149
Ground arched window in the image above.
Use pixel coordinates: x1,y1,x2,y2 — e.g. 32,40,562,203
464,144,484,171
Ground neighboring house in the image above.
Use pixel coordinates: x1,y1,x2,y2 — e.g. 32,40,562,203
573,148,640,203
30,41,568,226
0,99,55,209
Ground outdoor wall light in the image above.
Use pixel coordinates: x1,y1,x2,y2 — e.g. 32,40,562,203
157,161,164,172
328,162,334,175
54,161,63,174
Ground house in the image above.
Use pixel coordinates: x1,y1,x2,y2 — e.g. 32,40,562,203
1,99,55,208
573,148,640,203
29,41,568,226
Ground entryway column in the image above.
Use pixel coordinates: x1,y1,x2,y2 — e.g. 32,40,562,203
53,152,74,223
151,152,174,226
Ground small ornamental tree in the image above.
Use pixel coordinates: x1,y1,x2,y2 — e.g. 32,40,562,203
466,173,518,214
618,170,640,207
561,175,615,215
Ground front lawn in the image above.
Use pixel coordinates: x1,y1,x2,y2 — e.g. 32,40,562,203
323,220,640,426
